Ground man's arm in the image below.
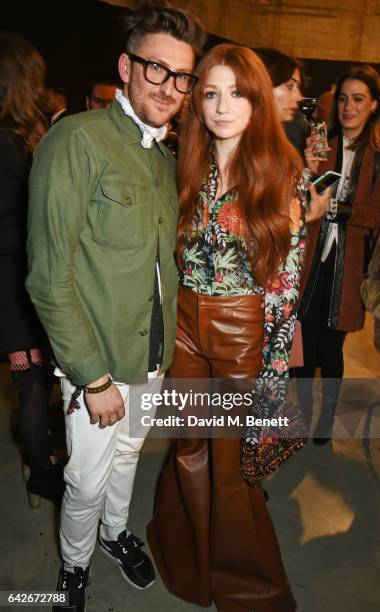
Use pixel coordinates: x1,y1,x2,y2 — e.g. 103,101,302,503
26,121,108,385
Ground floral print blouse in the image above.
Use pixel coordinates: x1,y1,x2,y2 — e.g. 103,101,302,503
179,165,309,442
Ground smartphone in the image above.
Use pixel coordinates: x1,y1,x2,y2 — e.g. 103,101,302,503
312,170,342,194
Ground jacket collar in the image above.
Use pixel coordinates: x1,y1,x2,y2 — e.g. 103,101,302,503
107,99,169,157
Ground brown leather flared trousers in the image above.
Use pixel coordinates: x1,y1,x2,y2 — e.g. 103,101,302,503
147,287,296,612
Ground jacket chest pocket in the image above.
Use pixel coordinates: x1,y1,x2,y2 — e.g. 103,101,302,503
93,181,150,251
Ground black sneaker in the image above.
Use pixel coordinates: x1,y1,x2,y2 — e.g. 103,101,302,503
52,565,90,611
98,530,155,590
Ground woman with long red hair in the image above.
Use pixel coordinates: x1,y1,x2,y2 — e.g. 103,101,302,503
147,44,322,611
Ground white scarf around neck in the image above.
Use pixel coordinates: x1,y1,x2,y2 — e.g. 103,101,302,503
115,89,168,149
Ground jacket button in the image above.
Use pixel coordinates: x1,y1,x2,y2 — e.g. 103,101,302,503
158,217,164,223
125,196,132,206
139,329,148,336
148,295,154,302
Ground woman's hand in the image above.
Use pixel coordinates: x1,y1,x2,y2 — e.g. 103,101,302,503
306,183,331,222
304,131,330,174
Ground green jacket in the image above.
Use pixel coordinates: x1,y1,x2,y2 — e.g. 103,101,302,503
26,101,179,385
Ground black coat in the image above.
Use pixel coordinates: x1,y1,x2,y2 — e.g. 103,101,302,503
0,124,46,352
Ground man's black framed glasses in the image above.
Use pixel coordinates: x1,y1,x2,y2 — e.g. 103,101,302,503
128,53,198,94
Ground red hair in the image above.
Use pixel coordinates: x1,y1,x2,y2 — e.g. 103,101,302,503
177,44,303,285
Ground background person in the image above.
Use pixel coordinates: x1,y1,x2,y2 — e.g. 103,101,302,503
298,65,380,442
85,74,121,109
0,32,64,507
257,47,329,220
361,234,380,351
44,87,69,125
312,87,335,123
255,47,309,154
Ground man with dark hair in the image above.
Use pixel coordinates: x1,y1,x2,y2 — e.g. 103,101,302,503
27,3,205,610
124,1,205,56
85,74,120,110
45,87,69,125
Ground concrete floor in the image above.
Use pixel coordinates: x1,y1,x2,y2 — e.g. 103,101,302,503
0,314,379,612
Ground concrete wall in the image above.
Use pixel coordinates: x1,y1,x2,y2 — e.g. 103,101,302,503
103,0,380,62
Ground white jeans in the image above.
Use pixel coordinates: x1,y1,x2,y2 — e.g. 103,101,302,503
59,372,161,568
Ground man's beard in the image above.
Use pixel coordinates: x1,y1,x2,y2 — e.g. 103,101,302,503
130,90,177,128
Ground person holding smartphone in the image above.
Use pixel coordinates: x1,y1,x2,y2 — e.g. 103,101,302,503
298,65,380,442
